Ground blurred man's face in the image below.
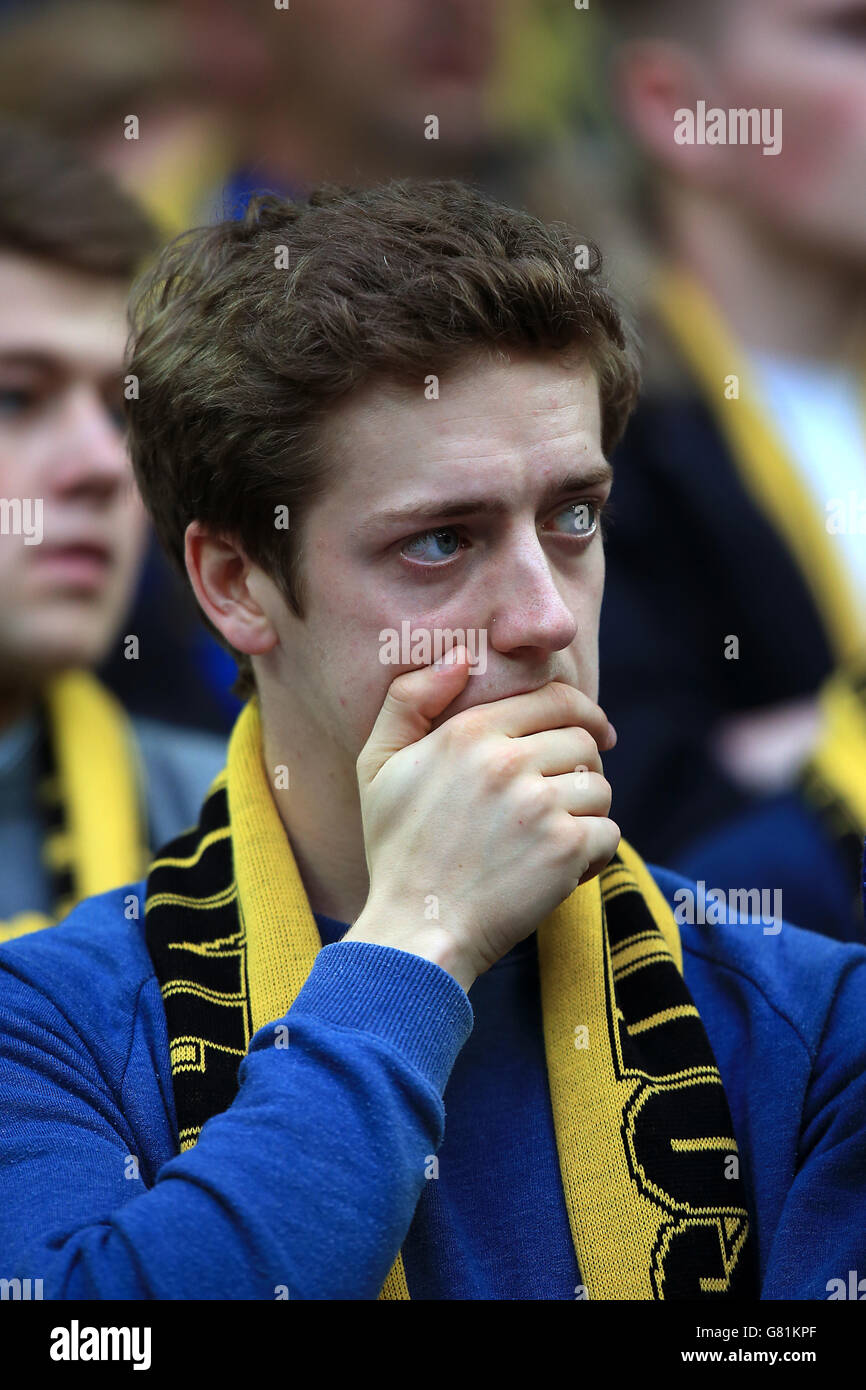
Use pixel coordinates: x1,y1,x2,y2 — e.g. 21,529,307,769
690,0,866,257
0,252,147,688
256,349,611,762
253,0,502,155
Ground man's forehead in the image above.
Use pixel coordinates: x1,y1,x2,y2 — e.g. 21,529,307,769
325,349,603,470
0,251,128,370
314,349,608,535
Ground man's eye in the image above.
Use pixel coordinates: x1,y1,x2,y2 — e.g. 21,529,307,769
105,401,128,433
400,504,603,564
547,501,599,538
0,388,36,418
814,10,866,43
401,527,464,564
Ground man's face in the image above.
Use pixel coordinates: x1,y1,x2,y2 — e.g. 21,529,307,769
699,0,866,257
0,252,147,686
263,349,610,762
249,0,502,154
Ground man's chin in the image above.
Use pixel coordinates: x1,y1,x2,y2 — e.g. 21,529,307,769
4,621,119,687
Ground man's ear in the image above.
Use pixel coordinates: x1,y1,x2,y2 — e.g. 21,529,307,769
184,521,278,657
614,39,725,187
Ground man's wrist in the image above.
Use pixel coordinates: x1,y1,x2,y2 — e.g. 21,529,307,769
343,908,477,993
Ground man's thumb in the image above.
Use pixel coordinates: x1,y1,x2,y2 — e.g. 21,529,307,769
358,645,472,781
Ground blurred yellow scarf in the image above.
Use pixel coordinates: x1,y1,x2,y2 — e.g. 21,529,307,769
0,671,148,943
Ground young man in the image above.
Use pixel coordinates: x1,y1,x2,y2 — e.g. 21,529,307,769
596,0,866,934
0,182,864,1300
0,122,226,940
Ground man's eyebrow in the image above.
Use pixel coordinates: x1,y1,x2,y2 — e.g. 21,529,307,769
359,462,614,533
0,350,122,391
815,2,866,36
0,351,60,372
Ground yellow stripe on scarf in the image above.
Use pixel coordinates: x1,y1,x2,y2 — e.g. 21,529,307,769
43,670,148,901
808,668,866,832
0,672,148,943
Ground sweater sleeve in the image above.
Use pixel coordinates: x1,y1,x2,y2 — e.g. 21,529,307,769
0,939,473,1300
760,950,866,1300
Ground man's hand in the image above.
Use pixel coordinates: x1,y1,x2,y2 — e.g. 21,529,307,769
344,646,620,991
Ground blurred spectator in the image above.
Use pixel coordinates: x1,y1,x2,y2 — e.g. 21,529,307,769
176,0,634,228
0,121,225,941
0,0,233,236
587,0,866,937
181,0,505,202
0,0,249,726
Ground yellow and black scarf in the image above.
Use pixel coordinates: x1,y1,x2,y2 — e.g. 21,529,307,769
0,671,149,944
145,698,757,1300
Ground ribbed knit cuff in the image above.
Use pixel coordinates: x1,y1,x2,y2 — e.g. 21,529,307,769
286,940,474,1095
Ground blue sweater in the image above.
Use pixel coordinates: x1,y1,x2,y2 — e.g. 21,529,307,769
1,865,865,1301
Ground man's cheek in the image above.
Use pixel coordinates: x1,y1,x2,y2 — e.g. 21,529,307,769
115,501,149,569
336,647,401,746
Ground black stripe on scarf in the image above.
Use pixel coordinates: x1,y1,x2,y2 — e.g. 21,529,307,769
600,866,758,1298
145,782,251,1150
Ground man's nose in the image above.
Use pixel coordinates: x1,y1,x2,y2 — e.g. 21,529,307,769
484,536,579,653
50,387,131,500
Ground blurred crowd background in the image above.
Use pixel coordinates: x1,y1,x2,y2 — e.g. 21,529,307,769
2,0,865,940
